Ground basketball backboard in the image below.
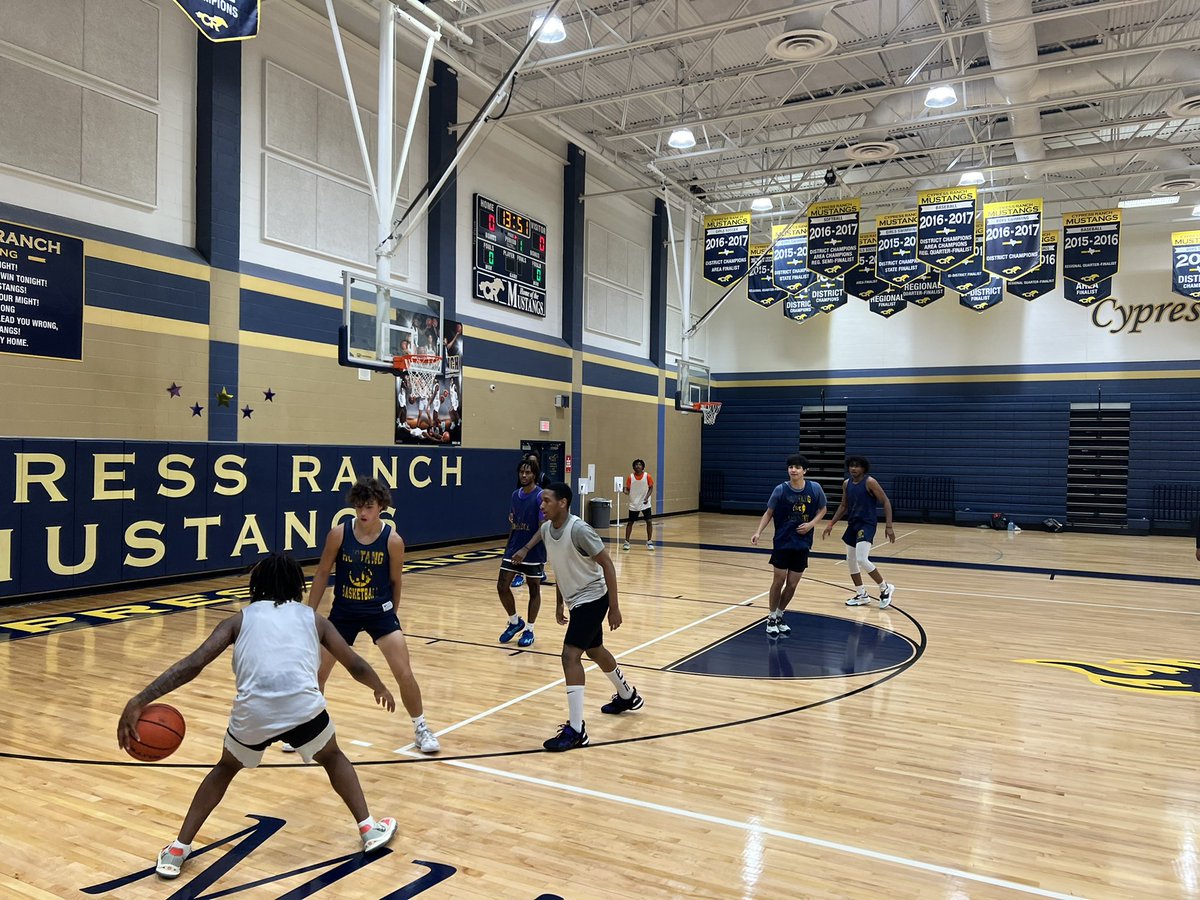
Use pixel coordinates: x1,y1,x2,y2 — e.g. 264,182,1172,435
338,271,444,372
675,359,711,412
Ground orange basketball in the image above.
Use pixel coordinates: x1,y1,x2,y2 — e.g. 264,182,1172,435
127,703,186,762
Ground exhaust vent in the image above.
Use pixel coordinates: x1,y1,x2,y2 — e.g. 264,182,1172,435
1153,176,1200,194
766,29,838,61
1166,95,1200,118
846,140,899,161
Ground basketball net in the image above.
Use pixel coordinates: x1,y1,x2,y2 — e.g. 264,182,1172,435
395,354,442,397
695,401,722,425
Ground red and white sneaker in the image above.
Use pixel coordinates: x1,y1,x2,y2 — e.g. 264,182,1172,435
156,844,191,879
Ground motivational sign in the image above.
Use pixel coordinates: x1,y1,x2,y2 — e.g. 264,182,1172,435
0,221,83,361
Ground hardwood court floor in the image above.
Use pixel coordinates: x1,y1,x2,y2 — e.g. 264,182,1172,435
1,515,1197,899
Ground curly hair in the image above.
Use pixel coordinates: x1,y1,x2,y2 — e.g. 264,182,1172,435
248,553,306,605
347,476,392,509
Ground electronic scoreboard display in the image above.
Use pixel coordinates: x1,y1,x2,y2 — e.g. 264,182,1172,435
473,194,547,317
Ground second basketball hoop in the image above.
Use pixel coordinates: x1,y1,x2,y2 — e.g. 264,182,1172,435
694,401,723,425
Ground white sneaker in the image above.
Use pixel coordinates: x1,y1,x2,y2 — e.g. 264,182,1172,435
646,542,654,551
879,583,895,609
622,541,630,551
281,742,297,753
361,817,397,853
414,725,441,753
156,844,191,879
845,593,871,606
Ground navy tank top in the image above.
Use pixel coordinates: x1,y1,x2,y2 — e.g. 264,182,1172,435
845,477,878,526
334,520,393,614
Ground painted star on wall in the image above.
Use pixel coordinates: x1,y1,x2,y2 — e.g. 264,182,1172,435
191,403,204,417
167,382,182,397
263,388,276,401
217,387,234,407
241,405,254,419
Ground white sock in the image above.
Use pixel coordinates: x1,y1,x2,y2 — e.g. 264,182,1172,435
566,685,585,731
357,816,376,833
412,714,426,730
170,840,191,852
606,667,633,699
524,621,534,633
856,586,868,596
508,614,520,625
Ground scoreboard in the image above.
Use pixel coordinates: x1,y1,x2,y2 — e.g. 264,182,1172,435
473,194,547,317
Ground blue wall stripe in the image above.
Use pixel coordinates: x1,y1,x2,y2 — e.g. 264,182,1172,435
472,336,573,382
240,289,339,344
208,340,239,441
583,360,657,395
86,258,209,324
0,202,205,264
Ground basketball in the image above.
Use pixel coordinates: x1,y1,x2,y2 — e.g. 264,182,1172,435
126,703,186,762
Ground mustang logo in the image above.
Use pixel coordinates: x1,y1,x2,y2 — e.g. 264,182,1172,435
718,274,734,283
972,301,990,309
1017,658,1200,695
956,281,976,291
1022,290,1039,298
895,274,911,283
1081,272,1101,282
827,264,843,273
1002,265,1022,275
196,12,229,31
860,289,875,298
880,308,895,316
936,255,956,265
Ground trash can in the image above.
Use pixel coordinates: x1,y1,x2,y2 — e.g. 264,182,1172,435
587,497,612,529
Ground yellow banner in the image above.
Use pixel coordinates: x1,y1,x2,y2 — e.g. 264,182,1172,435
877,211,918,228
858,231,877,248
1064,209,1120,227
1042,229,1059,245
917,187,977,206
771,222,807,239
1172,230,1200,246
808,198,860,217
704,212,752,230
984,198,1043,218
749,242,772,256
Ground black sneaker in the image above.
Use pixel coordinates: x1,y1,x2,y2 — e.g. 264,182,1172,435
775,617,791,635
543,721,589,752
601,689,644,715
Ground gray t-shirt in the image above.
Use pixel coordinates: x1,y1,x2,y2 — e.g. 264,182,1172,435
540,514,607,609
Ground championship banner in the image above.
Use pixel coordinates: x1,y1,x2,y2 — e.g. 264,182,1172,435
771,223,816,294
940,232,987,296
747,244,784,307
917,187,976,270
1006,230,1058,301
960,276,1004,312
1064,277,1112,306
900,272,944,307
806,199,860,278
807,277,847,314
983,199,1042,279
703,212,751,286
844,233,897,301
172,0,260,41
876,211,927,287
784,290,818,323
869,295,907,317
1171,231,1200,299
1063,209,1121,285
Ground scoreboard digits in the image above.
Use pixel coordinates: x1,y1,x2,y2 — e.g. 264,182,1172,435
473,194,547,317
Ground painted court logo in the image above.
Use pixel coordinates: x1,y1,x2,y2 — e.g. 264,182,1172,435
1017,658,1200,694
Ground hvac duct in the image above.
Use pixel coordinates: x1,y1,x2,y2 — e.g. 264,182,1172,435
766,3,839,62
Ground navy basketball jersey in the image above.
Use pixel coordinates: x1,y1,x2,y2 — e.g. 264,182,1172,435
334,521,393,613
769,480,827,550
845,477,878,526
506,486,546,561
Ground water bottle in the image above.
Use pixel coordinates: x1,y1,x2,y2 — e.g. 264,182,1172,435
1007,520,1016,533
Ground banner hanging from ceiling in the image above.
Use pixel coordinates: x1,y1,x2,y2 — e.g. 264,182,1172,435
771,223,816,295
747,244,784,307
172,0,260,41
806,199,860,279
983,198,1042,279
876,211,927,287
1006,230,1058,301
702,212,751,286
1062,209,1121,285
1171,231,1200,300
916,187,976,271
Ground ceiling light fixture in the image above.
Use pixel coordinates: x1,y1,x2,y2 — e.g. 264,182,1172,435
1117,195,1179,209
958,170,985,187
924,84,957,109
667,127,696,150
529,12,567,44
751,196,773,212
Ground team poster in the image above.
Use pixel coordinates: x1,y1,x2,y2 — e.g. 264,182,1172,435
1063,209,1121,285
983,198,1042,279
917,187,976,271
806,199,860,278
396,319,463,445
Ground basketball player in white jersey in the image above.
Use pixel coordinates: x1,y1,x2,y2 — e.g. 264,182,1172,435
622,458,655,551
513,482,644,751
118,554,399,880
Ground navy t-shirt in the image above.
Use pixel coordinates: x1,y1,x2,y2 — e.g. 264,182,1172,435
506,486,546,561
768,480,827,550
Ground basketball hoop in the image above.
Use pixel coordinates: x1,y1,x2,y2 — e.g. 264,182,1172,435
694,401,722,425
445,354,461,375
394,354,442,397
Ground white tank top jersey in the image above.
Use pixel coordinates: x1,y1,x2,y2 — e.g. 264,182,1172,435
626,472,654,511
228,601,326,744
540,515,608,610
